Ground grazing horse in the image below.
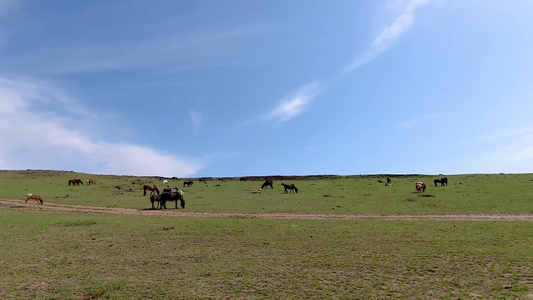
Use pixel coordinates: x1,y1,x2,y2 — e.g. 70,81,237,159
262,179,273,189
68,179,83,186
199,178,208,184
433,177,448,187
149,194,162,209
87,179,96,185
160,188,185,209
163,179,169,186
25,194,43,205
239,177,247,182
281,183,298,193
143,185,160,196
183,180,194,187
415,182,426,193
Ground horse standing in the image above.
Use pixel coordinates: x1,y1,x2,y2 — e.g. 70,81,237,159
160,188,185,209
25,194,44,205
433,177,448,187
183,181,194,187
150,194,162,209
281,183,298,193
143,185,160,196
415,182,426,193
262,180,273,189
87,179,96,185
68,179,83,186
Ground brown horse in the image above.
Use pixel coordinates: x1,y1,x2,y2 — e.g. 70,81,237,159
25,194,44,205
149,194,162,209
143,185,160,196
68,179,83,186
281,183,298,193
87,179,96,185
415,182,426,193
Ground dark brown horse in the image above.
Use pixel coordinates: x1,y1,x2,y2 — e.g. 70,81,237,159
281,183,298,193
143,185,160,196
149,194,162,209
183,180,194,187
68,179,83,186
262,179,273,189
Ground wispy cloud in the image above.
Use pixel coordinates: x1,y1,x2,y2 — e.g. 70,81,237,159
0,78,203,177
21,27,264,75
346,0,429,73
262,83,324,125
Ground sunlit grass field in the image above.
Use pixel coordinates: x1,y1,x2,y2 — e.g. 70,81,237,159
2,170,533,215
2,170,533,299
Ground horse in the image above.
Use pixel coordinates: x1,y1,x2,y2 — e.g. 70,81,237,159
262,179,273,189
415,182,426,193
239,177,247,182
143,185,160,196
281,183,298,193
149,194,162,209
199,178,208,184
434,177,448,187
183,180,193,187
68,179,83,186
160,188,185,209
25,194,43,205
87,179,96,185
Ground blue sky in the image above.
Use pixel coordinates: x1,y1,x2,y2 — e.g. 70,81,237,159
1,0,533,177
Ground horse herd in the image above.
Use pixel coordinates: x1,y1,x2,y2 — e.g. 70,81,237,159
22,176,447,208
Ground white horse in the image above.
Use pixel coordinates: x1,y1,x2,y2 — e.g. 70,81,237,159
163,179,169,186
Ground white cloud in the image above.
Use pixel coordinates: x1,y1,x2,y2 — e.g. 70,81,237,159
346,0,429,73
0,78,203,177
262,83,324,125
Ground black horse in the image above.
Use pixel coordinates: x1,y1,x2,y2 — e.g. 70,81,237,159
160,188,185,209
183,180,194,187
261,180,273,189
434,177,448,187
281,183,298,193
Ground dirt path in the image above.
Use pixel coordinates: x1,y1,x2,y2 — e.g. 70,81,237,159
2,198,533,221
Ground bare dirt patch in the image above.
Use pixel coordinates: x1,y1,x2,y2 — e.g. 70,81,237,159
2,198,533,221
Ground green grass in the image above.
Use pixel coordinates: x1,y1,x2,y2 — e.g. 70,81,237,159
1,210,533,299
2,170,533,215
3,170,533,299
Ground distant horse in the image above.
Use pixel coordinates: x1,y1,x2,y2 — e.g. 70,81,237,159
150,194,162,209
143,185,160,196
199,178,208,184
433,177,448,187
25,194,43,205
239,177,247,182
415,182,426,193
262,179,273,189
160,188,185,209
281,183,298,193
183,181,194,187
87,179,96,185
163,179,169,186
68,179,83,186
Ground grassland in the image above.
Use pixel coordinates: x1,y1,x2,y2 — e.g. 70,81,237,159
1,170,533,299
